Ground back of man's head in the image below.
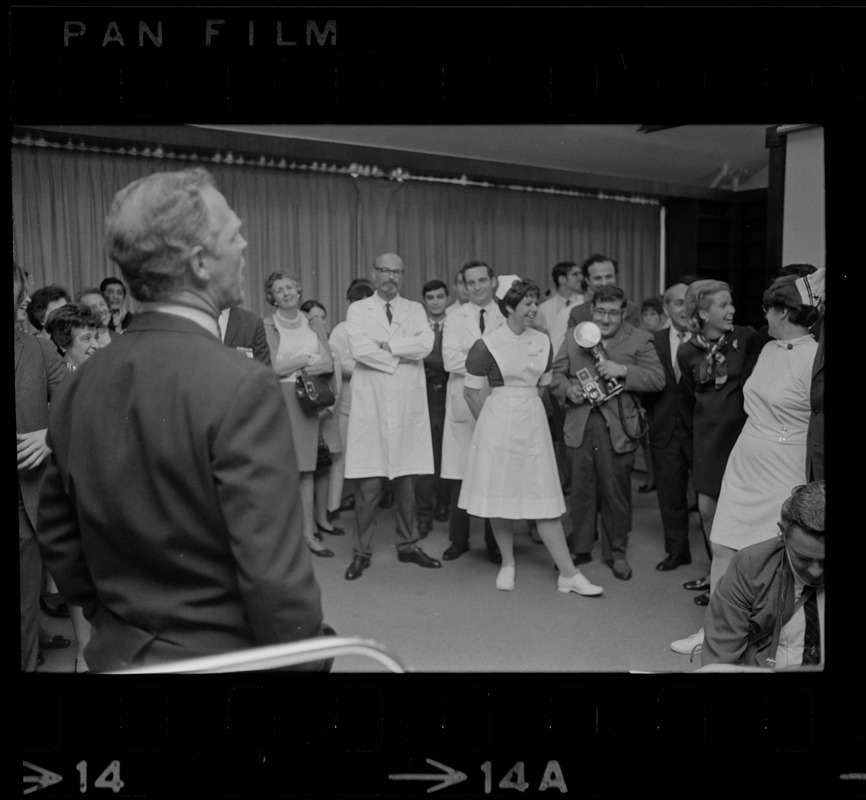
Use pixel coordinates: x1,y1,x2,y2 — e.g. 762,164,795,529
105,169,215,303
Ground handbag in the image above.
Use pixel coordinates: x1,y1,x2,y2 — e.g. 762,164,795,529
295,369,336,415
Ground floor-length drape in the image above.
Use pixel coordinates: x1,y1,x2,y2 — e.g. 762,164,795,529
12,145,660,323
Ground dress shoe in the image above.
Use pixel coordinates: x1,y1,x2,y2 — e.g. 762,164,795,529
557,570,603,596
572,552,592,566
487,547,502,565
317,525,345,537
40,596,69,618
671,628,704,655
345,555,371,580
683,576,710,591
313,531,323,542
637,483,656,493
397,547,441,568
495,565,515,591
308,542,335,558
417,521,432,539
694,591,710,606
326,509,341,522
605,558,633,581
39,634,71,650
656,554,692,571
433,506,450,523
442,543,468,561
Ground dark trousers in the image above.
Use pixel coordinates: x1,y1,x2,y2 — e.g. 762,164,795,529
649,431,693,561
353,475,418,557
415,384,450,523
568,411,635,562
548,392,571,490
20,508,42,672
447,480,498,552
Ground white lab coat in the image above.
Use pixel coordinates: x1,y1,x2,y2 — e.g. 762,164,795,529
439,300,505,480
344,293,435,479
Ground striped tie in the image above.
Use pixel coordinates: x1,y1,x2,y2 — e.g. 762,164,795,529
802,588,821,665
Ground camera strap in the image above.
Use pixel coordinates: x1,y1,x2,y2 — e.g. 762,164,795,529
616,393,648,441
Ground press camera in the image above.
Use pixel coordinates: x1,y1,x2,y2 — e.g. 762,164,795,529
573,321,624,408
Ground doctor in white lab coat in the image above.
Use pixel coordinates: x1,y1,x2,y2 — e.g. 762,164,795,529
439,261,507,562
343,253,443,581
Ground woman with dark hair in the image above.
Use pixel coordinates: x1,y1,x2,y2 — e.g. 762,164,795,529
263,272,337,558
458,277,602,596
44,302,101,671
707,275,820,581
44,303,100,369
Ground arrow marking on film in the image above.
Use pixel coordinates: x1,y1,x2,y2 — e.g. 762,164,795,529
389,758,467,793
23,761,63,795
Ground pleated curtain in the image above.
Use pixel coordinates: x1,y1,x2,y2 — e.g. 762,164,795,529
12,145,661,323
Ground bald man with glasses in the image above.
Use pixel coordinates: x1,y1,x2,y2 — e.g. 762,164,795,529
343,253,441,580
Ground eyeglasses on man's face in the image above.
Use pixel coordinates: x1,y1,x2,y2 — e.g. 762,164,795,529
592,307,623,320
374,267,404,278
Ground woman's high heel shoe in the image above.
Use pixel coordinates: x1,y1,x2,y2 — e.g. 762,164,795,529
308,543,335,558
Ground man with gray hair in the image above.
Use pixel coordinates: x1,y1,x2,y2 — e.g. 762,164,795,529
36,169,329,671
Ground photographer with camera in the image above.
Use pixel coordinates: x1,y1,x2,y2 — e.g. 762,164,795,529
551,285,665,581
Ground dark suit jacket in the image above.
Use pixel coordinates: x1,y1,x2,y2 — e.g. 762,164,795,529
36,312,325,671
678,324,760,496
15,329,68,527
224,306,271,366
642,329,693,448
566,299,642,329
551,321,665,453
702,537,798,669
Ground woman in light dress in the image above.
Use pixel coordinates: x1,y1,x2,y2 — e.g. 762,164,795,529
458,278,602,596
263,273,336,558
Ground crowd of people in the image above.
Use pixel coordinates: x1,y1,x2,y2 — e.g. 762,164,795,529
17,168,825,673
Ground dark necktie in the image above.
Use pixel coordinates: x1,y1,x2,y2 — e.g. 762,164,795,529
386,302,393,325
433,321,443,353
479,308,486,334
802,588,821,665
673,331,684,382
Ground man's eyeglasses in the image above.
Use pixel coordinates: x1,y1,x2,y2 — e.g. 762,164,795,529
592,308,623,320
374,267,404,278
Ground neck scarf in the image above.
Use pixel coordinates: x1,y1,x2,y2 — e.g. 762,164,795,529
692,330,739,389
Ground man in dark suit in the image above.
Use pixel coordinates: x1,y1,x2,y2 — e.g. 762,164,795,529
218,304,271,365
565,254,641,332
551,285,665,580
36,168,328,672
415,279,451,537
642,280,697,571
15,262,69,671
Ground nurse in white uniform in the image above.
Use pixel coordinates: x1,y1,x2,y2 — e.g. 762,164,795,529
458,277,603,596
